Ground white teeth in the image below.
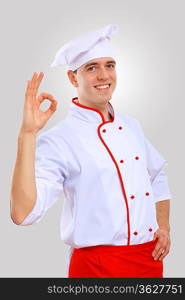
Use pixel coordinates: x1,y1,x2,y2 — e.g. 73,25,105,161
96,84,109,89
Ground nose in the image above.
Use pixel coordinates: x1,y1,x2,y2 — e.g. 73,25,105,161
97,67,109,81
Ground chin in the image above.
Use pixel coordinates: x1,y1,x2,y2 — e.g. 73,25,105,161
99,96,112,103
104,94,113,101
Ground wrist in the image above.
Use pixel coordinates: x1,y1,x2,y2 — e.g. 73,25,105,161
19,128,37,138
158,225,170,233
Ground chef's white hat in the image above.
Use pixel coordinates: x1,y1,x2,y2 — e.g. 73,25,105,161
50,24,119,71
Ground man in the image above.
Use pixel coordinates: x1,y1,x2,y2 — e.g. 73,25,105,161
10,24,172,278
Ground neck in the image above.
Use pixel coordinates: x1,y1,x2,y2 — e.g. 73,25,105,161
78,98,111,121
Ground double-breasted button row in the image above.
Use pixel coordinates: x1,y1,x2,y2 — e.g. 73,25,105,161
130,192,150,199
102,125,123,133
119,156,140,163
133,228,153,235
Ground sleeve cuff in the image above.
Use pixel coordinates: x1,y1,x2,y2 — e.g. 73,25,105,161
154,194,172,203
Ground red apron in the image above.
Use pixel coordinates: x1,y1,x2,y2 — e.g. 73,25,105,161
68,240,163,278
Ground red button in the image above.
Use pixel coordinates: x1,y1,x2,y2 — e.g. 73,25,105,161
130,195,135,199
102,129,106,133
135,156,139,160
119,126,123,130
120,160,124,163
134,232,138,235
146,192,149,196
149,228,153,232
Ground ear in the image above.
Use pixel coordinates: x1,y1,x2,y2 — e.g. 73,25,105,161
67,70,79,88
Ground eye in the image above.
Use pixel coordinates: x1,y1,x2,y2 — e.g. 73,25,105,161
107,64,115,68
87,66,96,71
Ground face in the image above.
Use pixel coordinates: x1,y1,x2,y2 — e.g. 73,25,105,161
68,57,117,106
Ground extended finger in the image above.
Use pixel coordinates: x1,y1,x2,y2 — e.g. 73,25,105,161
25,80,31,97
25,73,38,102
30,72,39,98
25,73,36,95
25,78,35,105
33,72,44,97
30,72,38,89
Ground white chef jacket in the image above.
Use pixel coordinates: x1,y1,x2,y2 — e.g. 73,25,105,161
19,97,172,276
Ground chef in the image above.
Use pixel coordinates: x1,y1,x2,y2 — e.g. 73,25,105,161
11,24,172,278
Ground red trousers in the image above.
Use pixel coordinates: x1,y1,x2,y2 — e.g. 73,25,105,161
68,240,163,278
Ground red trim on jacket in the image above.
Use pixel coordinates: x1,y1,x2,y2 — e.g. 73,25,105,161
72,97,131,245
72,97,112,122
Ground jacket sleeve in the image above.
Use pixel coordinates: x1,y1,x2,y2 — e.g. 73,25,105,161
133,117,172,203
144,136,172,202
19,130,68,226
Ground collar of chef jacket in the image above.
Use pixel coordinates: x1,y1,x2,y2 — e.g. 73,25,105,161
68,97,115,124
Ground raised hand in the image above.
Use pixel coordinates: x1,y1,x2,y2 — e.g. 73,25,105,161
20,72,58,134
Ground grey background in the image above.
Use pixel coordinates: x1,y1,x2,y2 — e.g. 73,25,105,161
0,0,184,277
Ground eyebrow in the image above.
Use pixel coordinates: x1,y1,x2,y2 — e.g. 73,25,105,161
84,60,116,69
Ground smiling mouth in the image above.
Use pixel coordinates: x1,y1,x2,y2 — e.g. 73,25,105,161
94,84,111,90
